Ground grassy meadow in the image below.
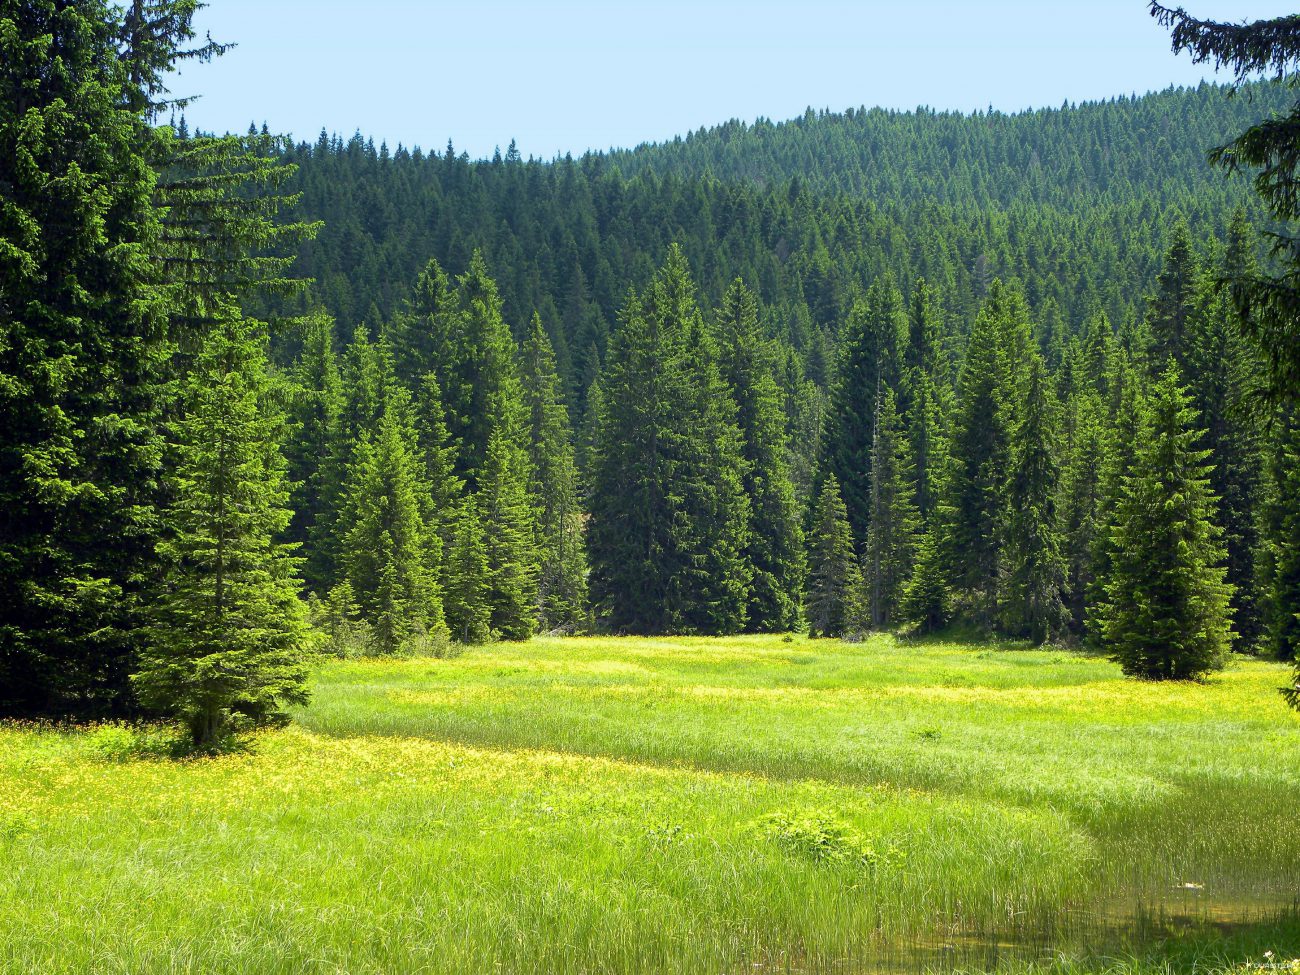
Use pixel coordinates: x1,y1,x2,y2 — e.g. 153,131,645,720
2,634,1298,974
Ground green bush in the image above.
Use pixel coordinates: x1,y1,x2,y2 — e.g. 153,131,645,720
755,809,901,870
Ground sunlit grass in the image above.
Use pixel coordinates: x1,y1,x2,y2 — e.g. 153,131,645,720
2,633,1297,973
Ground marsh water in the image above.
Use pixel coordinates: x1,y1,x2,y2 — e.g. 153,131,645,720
901,893,1295,973
748,886,1299,973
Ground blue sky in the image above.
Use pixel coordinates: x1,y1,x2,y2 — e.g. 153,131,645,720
176,1,1295,159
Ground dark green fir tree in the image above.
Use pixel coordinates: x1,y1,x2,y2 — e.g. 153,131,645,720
864,386,919,628
412,370,465,572
135,306,313,748
586,247,751,634
0,0,170,714
520,314,588,631
1102,363,1233,680
1004,355,1069,643
286,313,344,590
337,391,445,654
479,427,539,641
901,529,950,635
1060,388,1106,634
820,278,906,540
1087,356,1147,645
947,282,1017,625
1146,222,1201,375
805,474,867,638
1260,404,1300,667
444,497,492,645
447,252,527,486
717,280,805,632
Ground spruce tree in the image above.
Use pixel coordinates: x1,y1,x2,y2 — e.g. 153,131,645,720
1260,404,1300,666
1146,222,1200,375
907,368,949,525
1152,4,1300,398
717,280,805,632
1004,355,1069,643
337,391,445,654
673,309,753,635
901,530,950,635
864,386,919,628
1188,223,1267,646
520,314,588,631
339,324,392,448
905,278,942,385
412,369,464,553
1,1,169,714
587,247,750,634
821,279,905,540
447,252,527,486
1087,356,1147,645
478,428,539,641
387,257,460,390
135,306,312,748
444,497,492,644
285,314,345,590
778,345,826,510
1060,388,1105,634
805,475,867,638
1102,363,1233,680
947,282,1017,625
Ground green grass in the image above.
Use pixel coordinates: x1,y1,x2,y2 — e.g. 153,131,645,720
2,634,1298,974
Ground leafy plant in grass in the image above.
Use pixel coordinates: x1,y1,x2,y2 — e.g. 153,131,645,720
756,810,902,871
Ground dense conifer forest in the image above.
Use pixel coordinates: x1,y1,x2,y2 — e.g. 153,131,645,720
3,0,1300,750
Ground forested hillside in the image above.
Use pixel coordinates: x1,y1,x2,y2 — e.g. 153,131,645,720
609,84,1285,207
268,82,1285,395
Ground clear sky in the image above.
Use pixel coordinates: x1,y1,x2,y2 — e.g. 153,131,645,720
175,1,1295,159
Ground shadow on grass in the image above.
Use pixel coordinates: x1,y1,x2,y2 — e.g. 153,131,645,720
78,720,253,761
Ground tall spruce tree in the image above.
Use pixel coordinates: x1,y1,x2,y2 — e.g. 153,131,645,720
1004,355,1069,643
717,280,805,632
1087,356,1148,645
136,305,312,748
947,282,1018,625
447,252,527,487
821,279,906,540
806,474,867,638
478,427,539,641
1152,3,1300,399
1146,222,1201,375
304,324,392,591
1102,363,1233,680
1260,404,1300,667
586,247,751,634
520,314,588,631
337,390,445,654
444,497,492,644
387,257,460,391
1080,310,1117,401
674,305,753,635
1,1,169,714
905,278,942,386
907,368,949,525
285,314,344,590
1060,388,1106,634
901,530,950,635
1186,218,1268,646
412,370,464,565
864,386,919,628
